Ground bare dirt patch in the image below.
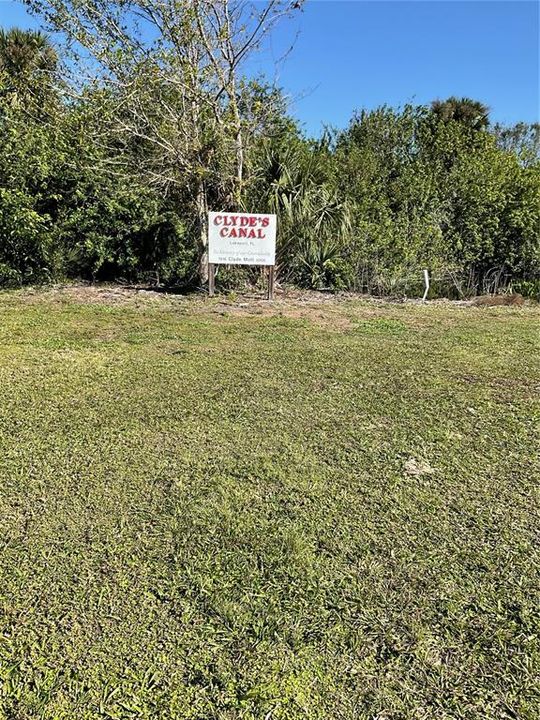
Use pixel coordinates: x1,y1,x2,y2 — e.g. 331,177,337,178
10,284,387,329
7,283,535,332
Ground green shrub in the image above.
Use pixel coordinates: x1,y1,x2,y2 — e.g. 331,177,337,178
513,279,540,301
0,188,51,286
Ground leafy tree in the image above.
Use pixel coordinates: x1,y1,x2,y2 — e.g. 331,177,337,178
25,0,303,278
493,122,540,166
0,30,60,284
328,102,539,296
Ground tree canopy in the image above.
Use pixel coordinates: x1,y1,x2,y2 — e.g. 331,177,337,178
431,96,490,131
0,18,539,298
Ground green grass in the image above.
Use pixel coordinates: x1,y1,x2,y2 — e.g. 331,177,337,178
0,290,539,719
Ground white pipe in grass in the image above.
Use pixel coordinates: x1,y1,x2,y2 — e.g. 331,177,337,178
422,269,430,302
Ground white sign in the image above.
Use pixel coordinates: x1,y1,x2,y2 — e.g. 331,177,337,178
208,212,276,266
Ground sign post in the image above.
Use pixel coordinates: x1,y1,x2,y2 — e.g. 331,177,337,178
208,212,277,299
208,262,216,297
267,266,275,300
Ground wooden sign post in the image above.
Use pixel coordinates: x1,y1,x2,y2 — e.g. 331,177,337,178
267,266,275,300
207,212,277,300
208,262,216,297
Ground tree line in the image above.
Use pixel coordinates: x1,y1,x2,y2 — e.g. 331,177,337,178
1,3,539,298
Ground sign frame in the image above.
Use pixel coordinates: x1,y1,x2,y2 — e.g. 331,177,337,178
207,211,277,299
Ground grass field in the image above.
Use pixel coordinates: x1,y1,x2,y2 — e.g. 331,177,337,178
0,287,538,720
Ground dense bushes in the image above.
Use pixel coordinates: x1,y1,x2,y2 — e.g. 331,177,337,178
0,30,538,296
0,187,51,285
326,106,539,296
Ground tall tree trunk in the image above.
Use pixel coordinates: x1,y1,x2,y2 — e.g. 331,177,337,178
228,62,243,209
196,179,209,283
234,119,244,208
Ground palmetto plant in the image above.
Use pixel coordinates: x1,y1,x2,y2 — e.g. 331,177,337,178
431,96,490,131
253,144,351,287
0,28,56,81
0,28,57,109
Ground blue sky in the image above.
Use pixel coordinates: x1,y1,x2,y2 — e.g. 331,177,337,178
1,0,538,136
